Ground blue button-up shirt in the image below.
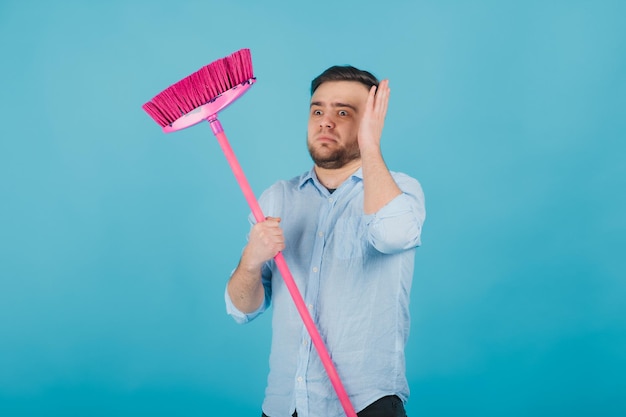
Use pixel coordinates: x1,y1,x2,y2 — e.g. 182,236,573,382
225,167,425,417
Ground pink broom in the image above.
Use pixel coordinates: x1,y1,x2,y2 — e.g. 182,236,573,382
142,48,357,417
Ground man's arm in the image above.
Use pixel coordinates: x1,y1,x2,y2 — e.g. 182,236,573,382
357,80,402,214
227,217,284,313
365,173,425,254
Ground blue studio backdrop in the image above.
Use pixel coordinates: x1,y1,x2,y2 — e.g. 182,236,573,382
1,1,624,416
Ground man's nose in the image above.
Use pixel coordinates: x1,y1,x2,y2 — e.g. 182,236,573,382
319,115,335,129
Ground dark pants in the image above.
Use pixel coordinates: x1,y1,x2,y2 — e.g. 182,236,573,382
261,395,407,417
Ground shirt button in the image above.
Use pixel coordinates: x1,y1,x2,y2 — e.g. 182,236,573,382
328,197,334,202
312,267,318,273
307,304,313,310
297,376,303,382
302,339,308,346
318,231,323,237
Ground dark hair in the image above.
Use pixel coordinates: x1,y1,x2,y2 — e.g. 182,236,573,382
310,65,379,95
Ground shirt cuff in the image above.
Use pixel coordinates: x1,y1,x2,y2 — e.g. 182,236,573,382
364,193,423,253
364,192,415,223
224,284,267,324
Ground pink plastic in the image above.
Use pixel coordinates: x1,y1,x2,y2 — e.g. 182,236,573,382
163,80,255,133
142,48,255,129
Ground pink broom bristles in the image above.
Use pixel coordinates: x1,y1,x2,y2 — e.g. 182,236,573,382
142,48,254,127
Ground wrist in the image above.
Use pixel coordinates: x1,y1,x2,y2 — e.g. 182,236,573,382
359,144,383,160
239,250,265,273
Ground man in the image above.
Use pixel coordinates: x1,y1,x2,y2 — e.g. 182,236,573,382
225,65,426,417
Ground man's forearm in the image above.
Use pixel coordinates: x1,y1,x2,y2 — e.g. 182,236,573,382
227,260,266,314
361,147,402,214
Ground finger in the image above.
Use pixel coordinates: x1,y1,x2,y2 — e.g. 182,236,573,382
267,230,284,238
257,228,282,240
261,218,282,229
375,80,389,106
375,80,390,116
258,231,284,245
260,223,284,237
367,85,377,110
256,235,279,247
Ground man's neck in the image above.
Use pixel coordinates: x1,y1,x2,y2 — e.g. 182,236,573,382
314,159,361,190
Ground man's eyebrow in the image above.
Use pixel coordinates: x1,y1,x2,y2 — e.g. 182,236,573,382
310,101,358,112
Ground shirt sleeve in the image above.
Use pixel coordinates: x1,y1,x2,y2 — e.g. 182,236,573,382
224,262,273,324
364,173,426,254
224,283,268,324
224,183,282,324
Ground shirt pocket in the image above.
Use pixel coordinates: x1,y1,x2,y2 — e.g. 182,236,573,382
332,216,366,260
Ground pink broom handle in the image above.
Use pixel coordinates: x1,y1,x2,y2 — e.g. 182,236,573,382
209,118,357,417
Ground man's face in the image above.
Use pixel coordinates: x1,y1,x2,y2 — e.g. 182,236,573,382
307,81,370,169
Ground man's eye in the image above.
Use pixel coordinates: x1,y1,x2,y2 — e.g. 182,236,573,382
313,110,322,116
338,110,348,116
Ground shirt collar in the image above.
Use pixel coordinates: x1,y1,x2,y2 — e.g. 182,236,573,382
298,166,363,190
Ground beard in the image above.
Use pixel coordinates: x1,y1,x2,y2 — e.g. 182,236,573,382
307,138,361,169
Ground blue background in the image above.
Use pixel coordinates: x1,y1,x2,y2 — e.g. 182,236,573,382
1,0,624,416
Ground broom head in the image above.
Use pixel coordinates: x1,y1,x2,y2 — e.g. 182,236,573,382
142,48,255,133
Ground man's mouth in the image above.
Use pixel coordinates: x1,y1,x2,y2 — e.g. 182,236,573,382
317,135,337,143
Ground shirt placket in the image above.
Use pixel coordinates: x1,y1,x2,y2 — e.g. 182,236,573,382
293,190,334,417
